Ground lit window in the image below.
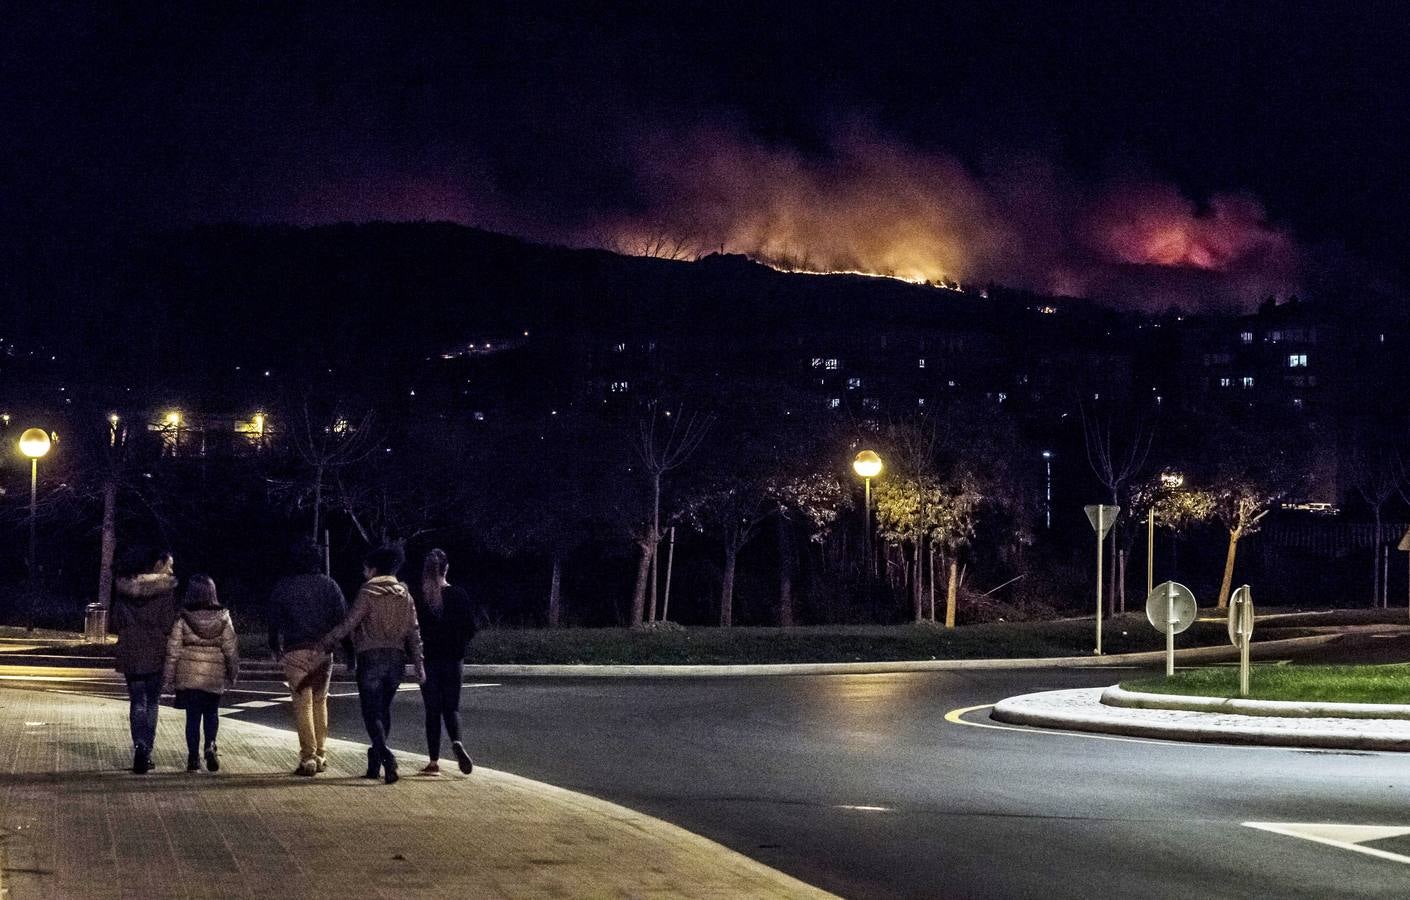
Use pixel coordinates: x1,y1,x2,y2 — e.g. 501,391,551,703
824,358,839,370
810,358,823,368
997,392,1008,403
1287,354,1308,368
1242,377,1255,388
610,381,630,393
613,343,626,353
1219,377,1232,388
828,397,841,409
862,398,880,411
918,358,926,369
1240,331,1254,344
917,398,926,407
1292,398,1304,409
847,377,862,390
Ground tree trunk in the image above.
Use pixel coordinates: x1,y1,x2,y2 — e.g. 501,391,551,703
928,542,937,621
913,540,924,623
547,553,563,628
97,477,118,609
647,474,661,622
312,464,325,544
1117,549,1128,614
720,545,739,627
1217,529,1241,609
777,514,796,627
1373,509,1383,608
945,557,959,628
630,540,652,627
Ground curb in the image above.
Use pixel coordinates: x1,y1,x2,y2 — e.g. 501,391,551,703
4,630,1379,680
1100,684,1410,720
991,687,1410,752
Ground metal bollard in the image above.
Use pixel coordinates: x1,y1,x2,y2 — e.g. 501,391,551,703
84,603,108,644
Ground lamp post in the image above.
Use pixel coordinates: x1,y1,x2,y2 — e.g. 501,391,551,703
1042,451,1053,529
853,450,883,585
18,428,52,602
1149,470,1185,600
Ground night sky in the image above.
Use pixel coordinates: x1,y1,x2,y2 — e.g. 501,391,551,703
5,2,1410,309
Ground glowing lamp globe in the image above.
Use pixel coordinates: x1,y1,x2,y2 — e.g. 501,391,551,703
852,450,883,479
19,428,51,459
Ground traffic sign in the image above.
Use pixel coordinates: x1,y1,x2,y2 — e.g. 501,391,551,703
1084,504,1120,539
1146,581,1197,676
1146,581,1197,635
1228,585,1255,696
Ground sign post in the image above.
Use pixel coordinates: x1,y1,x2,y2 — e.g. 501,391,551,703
1227,585,1256,696
1084,504,1120,655
1146,581,1197,676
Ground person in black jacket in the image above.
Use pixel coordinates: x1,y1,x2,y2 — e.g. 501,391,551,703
267,539,347,776
414,548,475,775
111,547,179,774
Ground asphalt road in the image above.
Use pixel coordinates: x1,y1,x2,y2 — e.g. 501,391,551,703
15,637,1410,899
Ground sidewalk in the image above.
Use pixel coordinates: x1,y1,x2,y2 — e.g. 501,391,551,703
991,687,1410,752
0,688,833,899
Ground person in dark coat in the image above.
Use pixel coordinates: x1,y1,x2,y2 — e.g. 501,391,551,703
162,575,239,772
268,539,347,776
414,548,476,776
111,547,179,774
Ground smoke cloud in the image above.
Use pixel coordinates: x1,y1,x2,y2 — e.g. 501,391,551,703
596,127,1300,310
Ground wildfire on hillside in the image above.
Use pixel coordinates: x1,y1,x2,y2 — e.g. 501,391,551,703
599,128,1300,309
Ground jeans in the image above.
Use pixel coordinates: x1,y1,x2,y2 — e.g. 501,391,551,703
125,672,162,750
283,649,333,763
180,690,221,758
356,649,404,760
420,658,463,761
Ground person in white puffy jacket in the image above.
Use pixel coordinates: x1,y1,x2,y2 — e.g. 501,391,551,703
162,575,239,773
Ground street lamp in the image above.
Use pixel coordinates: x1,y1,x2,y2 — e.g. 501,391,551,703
1148,470,1186,598
1042,451,1053,529
18,428,52,603
853,450,883,583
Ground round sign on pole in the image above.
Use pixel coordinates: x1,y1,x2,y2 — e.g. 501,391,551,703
1227,585,1255,646
1145,581,1197,635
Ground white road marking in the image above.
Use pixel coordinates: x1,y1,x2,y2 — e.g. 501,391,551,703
1244,822,1410,865
834,805,894,813
231,699,282,709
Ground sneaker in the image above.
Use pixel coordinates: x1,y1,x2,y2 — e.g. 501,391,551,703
314,754,327,774
294,759,317,777
204,744,220,773
364,747,381,779
132,744,151,775
382,750,399,785
417,761,441,776
187,755,201,773
451,742,474,775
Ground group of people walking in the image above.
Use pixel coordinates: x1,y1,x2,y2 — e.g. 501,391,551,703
110,541,476,783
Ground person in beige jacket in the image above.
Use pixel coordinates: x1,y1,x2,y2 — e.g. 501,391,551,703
162,575,239,773
320,545,424,784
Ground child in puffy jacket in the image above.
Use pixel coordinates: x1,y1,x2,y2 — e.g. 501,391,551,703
162,575,239,772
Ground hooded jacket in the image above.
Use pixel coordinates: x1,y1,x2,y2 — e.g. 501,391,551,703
162,608,239,694
321,576,423,669
112,574,180,676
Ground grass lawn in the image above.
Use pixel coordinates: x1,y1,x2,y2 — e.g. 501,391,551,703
1122,665,1410,704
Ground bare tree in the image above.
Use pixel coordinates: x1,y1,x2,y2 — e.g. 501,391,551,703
1081,402,1154,613
630,401,712,627
284,403,379,560
1348,425,1406,607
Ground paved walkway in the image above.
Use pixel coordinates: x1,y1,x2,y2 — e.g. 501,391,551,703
0,688,832,899
992,687,1410,751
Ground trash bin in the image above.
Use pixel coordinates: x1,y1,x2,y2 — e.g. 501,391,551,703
84,603,108,645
